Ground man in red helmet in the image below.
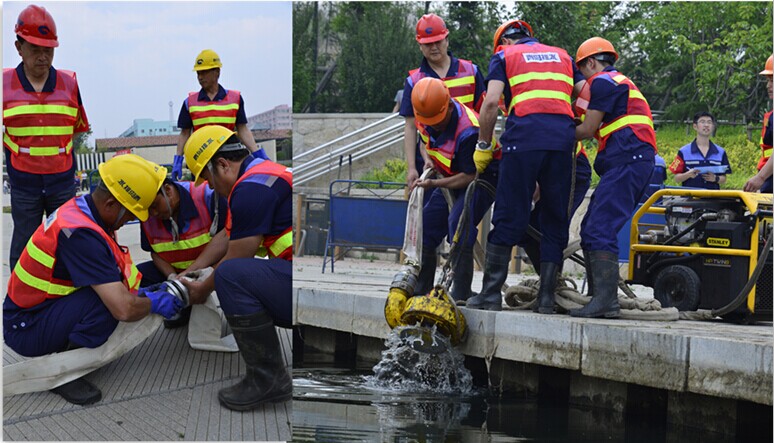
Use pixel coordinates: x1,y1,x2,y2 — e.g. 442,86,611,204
400,13,486,192
3,4,90,272
744,54,773,193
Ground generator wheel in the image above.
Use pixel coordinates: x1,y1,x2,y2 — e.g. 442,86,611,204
653,265,701,311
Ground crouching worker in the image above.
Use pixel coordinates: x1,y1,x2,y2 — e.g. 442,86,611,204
410,77,499,301
181,125,292,411
3,154,184,405
138,178,228,328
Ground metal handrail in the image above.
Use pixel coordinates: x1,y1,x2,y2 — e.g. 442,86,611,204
294,112,401,161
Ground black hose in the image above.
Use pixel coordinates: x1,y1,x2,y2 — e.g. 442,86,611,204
712,225,773,317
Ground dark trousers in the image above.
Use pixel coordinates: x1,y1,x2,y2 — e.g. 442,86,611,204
3,287,118,357
422,175,497,249
136,260,167,288
10,185,75,271
761,176,773,193
214,258,292,328
489,150,573,264
581,161,653,253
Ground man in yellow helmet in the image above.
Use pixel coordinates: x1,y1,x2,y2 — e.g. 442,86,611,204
4,154,184,405
181,125,292,411
172,49,266,180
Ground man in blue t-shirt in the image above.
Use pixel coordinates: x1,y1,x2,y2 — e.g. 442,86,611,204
669,112,731,190
466,20,583,313
181,125,292,412
571,37,657,319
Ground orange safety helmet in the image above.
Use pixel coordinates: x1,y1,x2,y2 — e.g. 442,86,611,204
760,54,773,76
576,37,619,64
416,14,449,44
15,5,58,48
492,20,534,53
412,77,451,126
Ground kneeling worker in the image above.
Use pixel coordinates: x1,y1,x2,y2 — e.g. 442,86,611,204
138,178,228,327
4,154,184,404
410,77,499,301
181,125,292,411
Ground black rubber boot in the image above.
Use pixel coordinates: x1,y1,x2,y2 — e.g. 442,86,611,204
533,262,559,314
414,248,437,296
467,243,512,311
163,305,192,329
51,377,102,405
450,246,474,302
583,250,595,297
218,311,293,411
522,236,542,275
570,251,621,318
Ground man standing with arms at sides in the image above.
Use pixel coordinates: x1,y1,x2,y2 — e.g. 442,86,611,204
669,112,731,189
172,49,265,180
4,5,90,271
467,19,578,314
181,126,292,411
744,54,773,193
571,37,657,319
399,13,486,192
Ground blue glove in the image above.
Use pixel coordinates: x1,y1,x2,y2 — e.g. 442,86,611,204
251,148,269,160
140,283,184,319
172,155,184,180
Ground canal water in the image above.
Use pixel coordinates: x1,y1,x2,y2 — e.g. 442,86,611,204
292,329,765,442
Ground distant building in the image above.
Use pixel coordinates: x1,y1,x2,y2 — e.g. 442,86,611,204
247,104,291,130
119,118,180,138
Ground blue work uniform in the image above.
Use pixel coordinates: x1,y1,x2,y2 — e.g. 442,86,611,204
668,140,731,190
761,113,773,193
4,195,125,356
485,37,582,264
177,84,248,129
137,182,228,286
213,158,292,327
399,52,486,175
421,104,498,249
580,66,656,254
5,64,89,271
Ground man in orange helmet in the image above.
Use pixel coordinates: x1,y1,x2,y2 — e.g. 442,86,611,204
467,20,583,313
4,5,90,271
409,77,499,301
744,54,773,193
400,13,486,193
571,37,658,318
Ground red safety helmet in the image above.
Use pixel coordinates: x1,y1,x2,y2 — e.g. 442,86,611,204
760,54,773,76
15,5,58,48
492,20,534,53
412,77,451,126
415,14,448,44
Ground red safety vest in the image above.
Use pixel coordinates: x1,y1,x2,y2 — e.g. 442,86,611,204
417,100,501,176
187,89,240,132
502,43,574,118
588,71,657,153
3,68,81,174
758,110,772,171
409,59,479,110
576,142,588,159
226,158,293,261
141,182,213,272
7,197,141,309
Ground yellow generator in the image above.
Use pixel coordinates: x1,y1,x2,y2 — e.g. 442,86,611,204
628,189,772,323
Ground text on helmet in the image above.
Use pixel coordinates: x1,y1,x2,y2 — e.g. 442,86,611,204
117,179,142,202
193,138,215,161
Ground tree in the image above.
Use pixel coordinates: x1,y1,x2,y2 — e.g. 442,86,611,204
73,125,93,153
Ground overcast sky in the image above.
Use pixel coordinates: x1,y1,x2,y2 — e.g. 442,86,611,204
2,1,292,146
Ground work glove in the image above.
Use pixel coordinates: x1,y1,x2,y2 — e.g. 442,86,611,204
251,148,269,160
172,155,184,180
473,143,494,174
139,283,185,320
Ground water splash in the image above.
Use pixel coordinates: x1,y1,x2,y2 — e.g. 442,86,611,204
364,324,474,395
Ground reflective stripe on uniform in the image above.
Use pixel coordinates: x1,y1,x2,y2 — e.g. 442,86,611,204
170,260,195,270
4,132,74,156
427,149,451,169
509,90,571,112
3,104,79,118
444,76,474,88
14,264,77,296
191,116,237,126
25,240,55,268
149,232,211,253
188,103,240,113
268,231,293,258
6,126,74,137
598,115,654,138
508,71,573,87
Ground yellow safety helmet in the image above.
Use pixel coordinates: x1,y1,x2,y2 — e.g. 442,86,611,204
193,49,222,71
183,125,237,185
97,154,167,222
